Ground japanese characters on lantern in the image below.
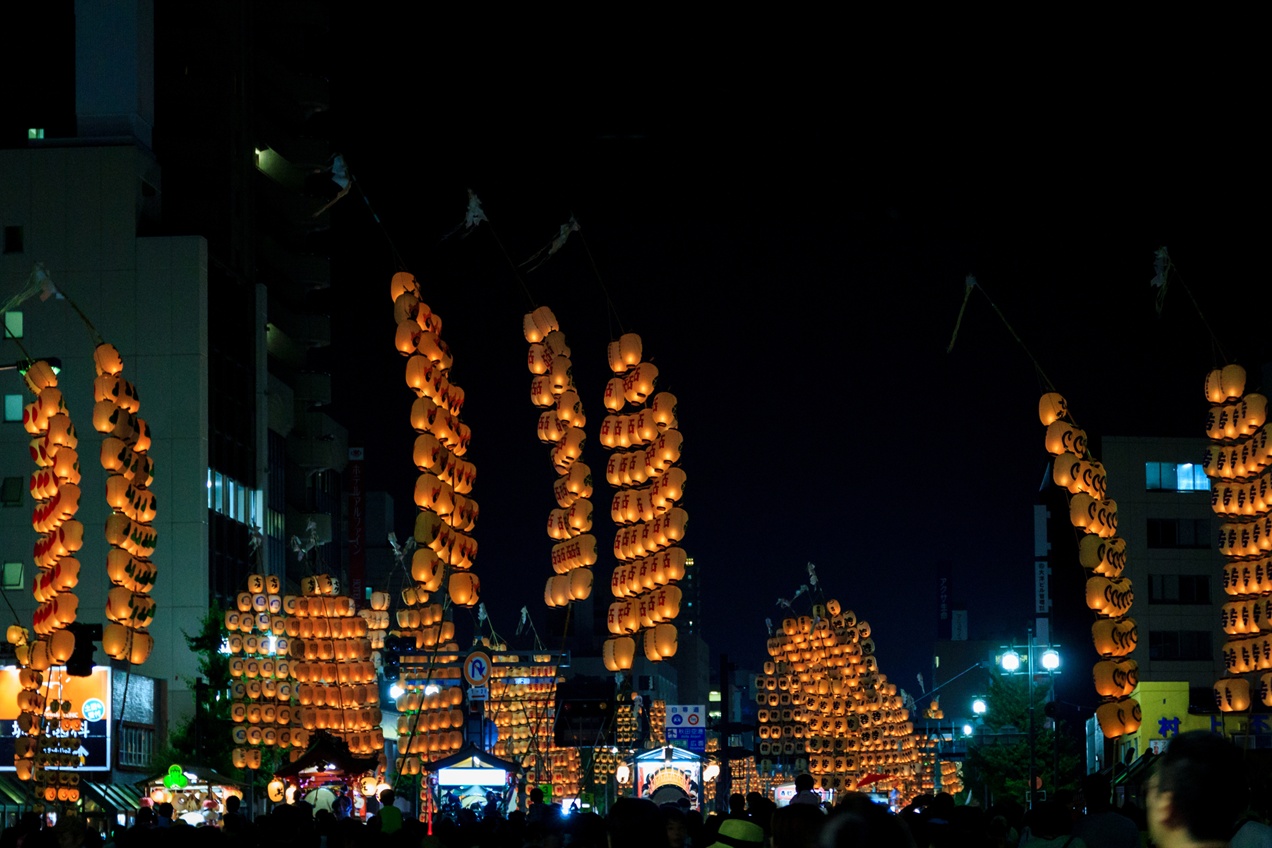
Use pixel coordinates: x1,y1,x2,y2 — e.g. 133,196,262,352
1039,392,1141,738
756,600,919,798
523,307,597,611
598,332,688,669
93,343,157,667
1200,365,1272,709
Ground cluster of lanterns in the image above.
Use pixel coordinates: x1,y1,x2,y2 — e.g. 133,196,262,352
649,699,667,745
94,343,157,664
615,701,638,745
544,747,583,800
591,748,621,779
226,573,301,766
1202,365,1272,711
362,591,390,651
522,306,597,610
1039,393,1142,738
225,573,387,766
9,668,82,802
600,332,687,669
393,271,481,610
756,601,918,794
21,360,82,659
915,738,963,796
488,656,558,762
394,683,466,769
394,600,457,653
13,360,82,799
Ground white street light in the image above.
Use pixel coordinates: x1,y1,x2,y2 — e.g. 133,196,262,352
1000,650,1021,673
1041,649,1061,671
972,698,988,716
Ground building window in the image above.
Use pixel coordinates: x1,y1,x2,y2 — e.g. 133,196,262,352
27,129,44,140
1149,574,1211,604
3,312,21,340
2,226,22,253
2,561,22,590
0,477,22,507
1146,518,1212,548
1148,630,1212,661
1146,462,1210,492
4,395,23,423
118,724,154,769
208,468,263,528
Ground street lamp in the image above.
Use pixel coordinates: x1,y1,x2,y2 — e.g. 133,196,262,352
998,629,1061,809
971,698,988,716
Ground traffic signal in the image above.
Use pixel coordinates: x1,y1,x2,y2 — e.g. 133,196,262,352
65,622,101,677
380,634,403,681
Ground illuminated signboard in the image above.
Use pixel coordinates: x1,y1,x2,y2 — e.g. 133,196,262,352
0,667,111,771
437,767,507,786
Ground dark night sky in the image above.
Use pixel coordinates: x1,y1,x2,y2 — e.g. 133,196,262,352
316,31,1272,693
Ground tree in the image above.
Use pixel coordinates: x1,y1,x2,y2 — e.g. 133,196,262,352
963,670,1082,806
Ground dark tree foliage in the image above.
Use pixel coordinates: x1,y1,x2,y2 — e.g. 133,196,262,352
963,671,1082,806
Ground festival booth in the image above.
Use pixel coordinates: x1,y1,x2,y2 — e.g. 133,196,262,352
424,743,521,821
137,764,245,826
271,730,383,817
629,745,705,809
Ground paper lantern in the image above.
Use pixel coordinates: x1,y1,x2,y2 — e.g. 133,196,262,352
1092,619,1138,657
623,362,658,404
449,572,480,607
599,637,637,674
1092,659,1138,698
523,306,559,344
609,333,643,372
1215,677,1251,712
568,568,593,601
1038,392,1068,425
1086,576,1134,618
645,623,678,661
48,628,75,663
1204,364,1246,403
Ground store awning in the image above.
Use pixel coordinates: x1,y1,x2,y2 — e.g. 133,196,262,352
84,781,143,812
0,774,37,806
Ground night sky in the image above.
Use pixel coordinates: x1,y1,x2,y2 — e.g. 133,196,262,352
314,32,1272,695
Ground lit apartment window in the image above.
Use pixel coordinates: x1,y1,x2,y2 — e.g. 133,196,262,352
1146,462,1211,492
2,561,23,590
3,311,21,339
4,394,23,423
1146,518,1212,548
207,468,264,527
1148,574,1211,604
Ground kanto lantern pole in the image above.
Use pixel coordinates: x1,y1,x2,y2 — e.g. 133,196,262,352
1027,628,1036,810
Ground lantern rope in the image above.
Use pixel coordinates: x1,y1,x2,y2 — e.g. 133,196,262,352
946,276,1058,394
575,227,626,339
1150,249,1228,366
350,174,409,272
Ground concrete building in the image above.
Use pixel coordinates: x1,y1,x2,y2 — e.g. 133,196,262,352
1,1,346,794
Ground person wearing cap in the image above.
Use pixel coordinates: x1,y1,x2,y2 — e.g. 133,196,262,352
706,818,765,848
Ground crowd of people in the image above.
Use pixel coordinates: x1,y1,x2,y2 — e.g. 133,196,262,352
1,732,1268,847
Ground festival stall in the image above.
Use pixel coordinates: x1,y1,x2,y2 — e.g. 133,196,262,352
137,764,244,825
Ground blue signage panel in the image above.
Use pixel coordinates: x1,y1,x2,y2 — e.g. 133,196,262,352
665,704,706,752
